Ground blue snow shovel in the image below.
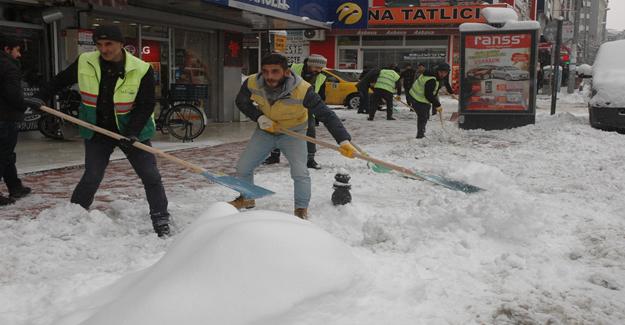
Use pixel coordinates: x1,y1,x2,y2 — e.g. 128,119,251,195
30,103,274,199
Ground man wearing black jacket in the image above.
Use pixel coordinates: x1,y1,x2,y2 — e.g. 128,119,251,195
0,34,31,205
31,26,170,237
407,63,451,139
356,68,378,114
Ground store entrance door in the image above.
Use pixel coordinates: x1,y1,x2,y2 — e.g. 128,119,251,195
0,23,47,131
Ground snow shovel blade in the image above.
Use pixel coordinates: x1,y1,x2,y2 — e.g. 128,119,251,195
200,171,274,199
407,171,483,193
367,161,392,173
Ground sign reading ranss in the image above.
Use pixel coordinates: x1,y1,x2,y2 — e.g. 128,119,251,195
368,5,507,26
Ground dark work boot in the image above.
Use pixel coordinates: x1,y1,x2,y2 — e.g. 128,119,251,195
307,158,321,170
0,194,15,206
263,150,280,165
151,212,171,238
9,186,31,200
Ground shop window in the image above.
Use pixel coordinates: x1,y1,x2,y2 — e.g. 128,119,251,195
173,29,217,118
363,48,447,71
337,36,359,46
338,48,358,69
362,36,403,46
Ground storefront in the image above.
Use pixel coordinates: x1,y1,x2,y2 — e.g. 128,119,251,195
1,0,329,130
310,1,510,89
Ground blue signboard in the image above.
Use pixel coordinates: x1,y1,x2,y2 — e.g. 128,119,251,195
202,0,336,25
332,0,369,29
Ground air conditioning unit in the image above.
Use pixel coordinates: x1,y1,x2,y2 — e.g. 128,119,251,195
303,30,325,41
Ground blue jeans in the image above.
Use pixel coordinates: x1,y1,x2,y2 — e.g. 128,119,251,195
236,127,310,208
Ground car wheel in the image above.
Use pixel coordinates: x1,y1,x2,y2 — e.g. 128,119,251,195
346,93,361,110
505,75,512,81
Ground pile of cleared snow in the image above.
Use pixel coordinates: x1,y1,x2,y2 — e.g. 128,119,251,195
590,40,625,107
53,203,361,325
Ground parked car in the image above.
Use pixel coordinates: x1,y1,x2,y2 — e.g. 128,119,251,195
589,40,625,132
491,66,530,81
322,69,366,110
467,65,497,80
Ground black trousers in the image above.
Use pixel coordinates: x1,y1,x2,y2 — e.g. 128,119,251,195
357,87,369,114
369,88,394,119
71,137,169,226
0,121,22,193
408,98,431,137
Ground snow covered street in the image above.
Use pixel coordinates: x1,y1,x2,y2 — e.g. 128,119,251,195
2,95,625,324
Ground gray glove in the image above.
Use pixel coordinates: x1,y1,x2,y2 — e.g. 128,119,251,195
23,97,46,112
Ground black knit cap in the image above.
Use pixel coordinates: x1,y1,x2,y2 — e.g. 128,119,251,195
92,25,124,43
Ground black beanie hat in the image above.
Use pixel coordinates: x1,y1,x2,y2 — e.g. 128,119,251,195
92,25,124,43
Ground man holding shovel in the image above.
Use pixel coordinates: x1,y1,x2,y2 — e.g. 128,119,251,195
231,53,356,219
29,26,171,237
407,63,451,139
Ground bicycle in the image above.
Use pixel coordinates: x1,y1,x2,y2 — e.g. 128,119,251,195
155,84,207,142
38,87,81,140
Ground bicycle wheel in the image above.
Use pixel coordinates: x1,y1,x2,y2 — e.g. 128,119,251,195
165,104,206,141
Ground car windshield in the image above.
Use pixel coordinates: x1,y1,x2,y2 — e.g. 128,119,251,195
325,69,359,82
505,67,520,71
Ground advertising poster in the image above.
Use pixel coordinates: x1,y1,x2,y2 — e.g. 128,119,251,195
463,32,533,111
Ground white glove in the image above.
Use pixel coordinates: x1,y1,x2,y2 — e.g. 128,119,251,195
257,115,277,133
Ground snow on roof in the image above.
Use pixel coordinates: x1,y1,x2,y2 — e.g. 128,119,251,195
460,20,540,32
590,40,625,107
481,7,518,24
577,64,592,76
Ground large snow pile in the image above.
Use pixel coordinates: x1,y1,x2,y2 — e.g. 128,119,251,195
52,203,361,325
590,40,625,107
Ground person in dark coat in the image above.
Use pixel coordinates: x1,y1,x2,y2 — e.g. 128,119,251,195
0,33,31,205
356,68,379,114
400,64,417,98
30,26,171,237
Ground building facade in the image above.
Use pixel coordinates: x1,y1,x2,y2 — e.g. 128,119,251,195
0,0,329,129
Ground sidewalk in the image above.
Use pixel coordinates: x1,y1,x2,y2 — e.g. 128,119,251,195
15,121,257,174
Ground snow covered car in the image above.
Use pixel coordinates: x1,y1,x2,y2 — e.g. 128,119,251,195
589,40,625,132
491,66,530,81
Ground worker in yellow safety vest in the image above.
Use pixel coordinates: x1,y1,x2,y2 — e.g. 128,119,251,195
407,63,451,139
30,25,171,237
368,67,400,121
264,54,328,169
230,53,356,220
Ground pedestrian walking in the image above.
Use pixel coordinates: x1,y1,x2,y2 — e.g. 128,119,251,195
367,67,400,121
31,26,171,237
230,53,356,220
0,33,31,206
264,54,328,169
407,63,451,139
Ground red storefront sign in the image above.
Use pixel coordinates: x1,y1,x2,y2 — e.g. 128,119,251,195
368,4,507,26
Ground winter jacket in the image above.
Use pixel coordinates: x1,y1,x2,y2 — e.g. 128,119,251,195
408,71,445,108
291,59,326,100
236,73,351,144
357,69,380,91
37,50,155,139
0,51,25,121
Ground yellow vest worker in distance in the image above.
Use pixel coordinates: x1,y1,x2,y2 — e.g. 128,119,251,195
407,63,451,139
368,68,400,121
231,53,357,220
265,54,328,170
32,26,171,237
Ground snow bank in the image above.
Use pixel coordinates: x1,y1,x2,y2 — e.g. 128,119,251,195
481,7,518,24
54,203,361,325
590,40,625,107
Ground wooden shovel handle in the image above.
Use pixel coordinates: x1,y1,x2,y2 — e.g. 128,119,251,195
277,127,423,180
38,105,206,174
